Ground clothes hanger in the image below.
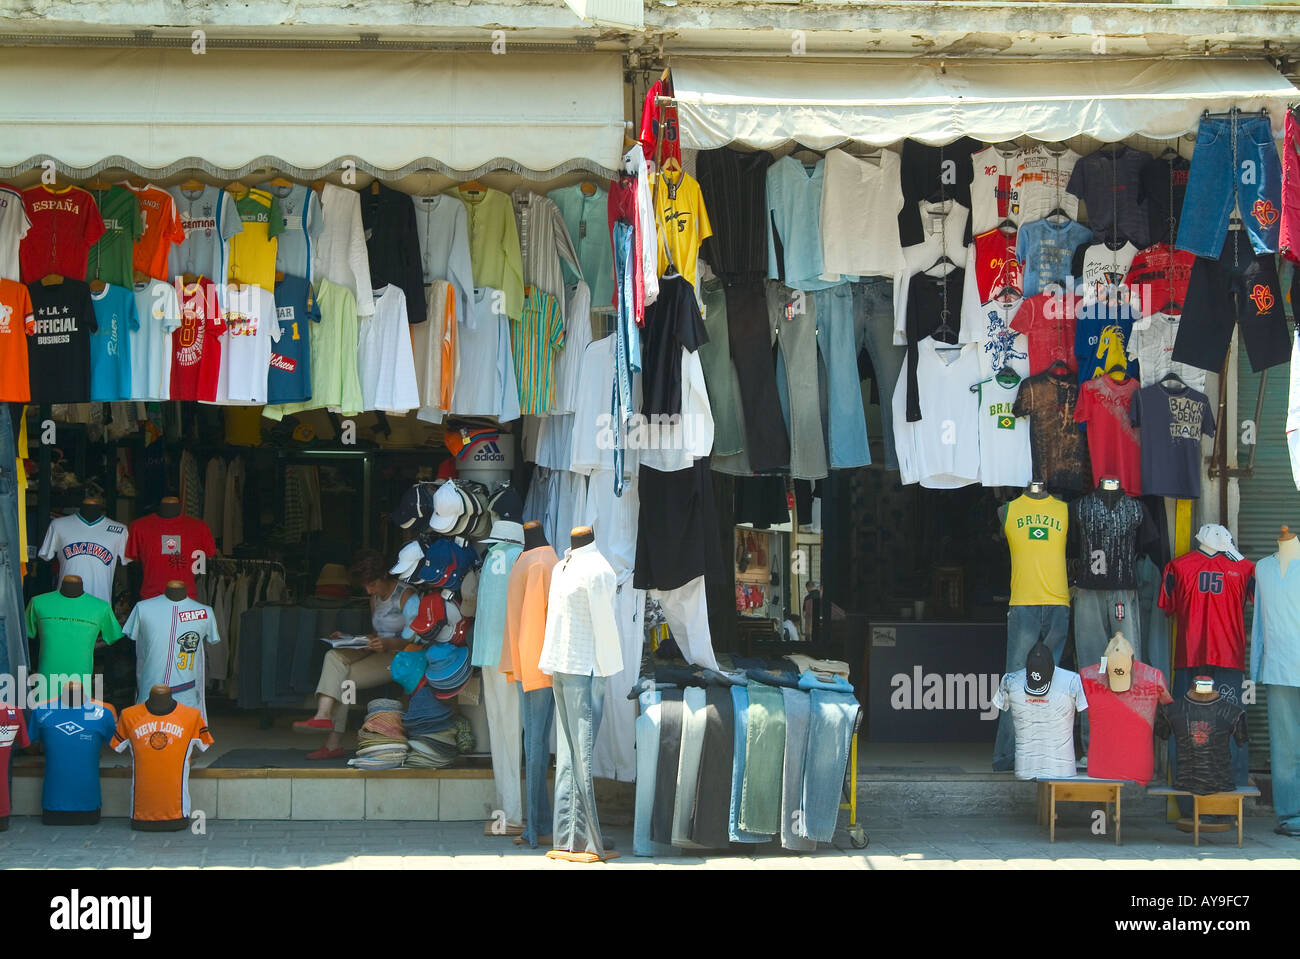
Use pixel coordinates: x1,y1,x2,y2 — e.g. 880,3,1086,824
267,176,294,189
179,177,206,192
89,277,107,294
40,273,63,286
84,175,112,191
370,178,381,196
226,180,249,195
969,366,1023,394
996,217,1017,235
579,180,599,196
1046,358,1072,378
924,254,957,277
458,179,487,195
1103,358,1129,382
123,175,150,190
1160,370,1187,390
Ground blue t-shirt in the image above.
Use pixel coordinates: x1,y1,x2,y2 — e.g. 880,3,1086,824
27,699,118,811
1073,297,1141,384
88,284,139,401
1016,218,1092,299
267,275,321,404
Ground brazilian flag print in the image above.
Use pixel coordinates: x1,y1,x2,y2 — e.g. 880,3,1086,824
1027,526,1049,540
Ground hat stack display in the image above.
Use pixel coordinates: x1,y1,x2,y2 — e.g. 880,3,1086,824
349,699,409,770
401,686,474,768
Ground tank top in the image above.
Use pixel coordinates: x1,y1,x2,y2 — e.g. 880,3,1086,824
372,583,407,638
1004,493,1069,606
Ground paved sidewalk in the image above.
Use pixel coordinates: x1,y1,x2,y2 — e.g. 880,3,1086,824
2,815,1298,868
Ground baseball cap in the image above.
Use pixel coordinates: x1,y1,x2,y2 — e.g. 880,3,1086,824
487,485,523,523
390,650,427,694
428,482,466,534
394,485,437,529
410,592,448,636
445,485,478,537
1104,633,1135,693
445,424,501,461
415,538,478,590
399,592,423,639
482,519,524,545
424,643,471,687
1025,642,1055,696
389,540,425,578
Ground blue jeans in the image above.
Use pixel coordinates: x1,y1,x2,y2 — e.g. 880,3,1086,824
993,605,1070,771
1169,667,1250,817
853,277,902,470
1177,112,1282,256
519,684,555,848
814,284,870,469
1265,684,1300,830
803,690,859,842
728,685,768,843
551,672,607,856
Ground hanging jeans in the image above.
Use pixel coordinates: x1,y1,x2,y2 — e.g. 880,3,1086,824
551,672,608,857
803,690,860,842
814,284,871,469
1177,111,1282,257
780,687,818,851
728,685,770,843
769,281,828,479
993,605,1070,771
482,665,523,828
0,406,23,677
1169,667,1250,818
725,279,789,472
853,277,903,470
1265,684,1300,832
519,684,555,847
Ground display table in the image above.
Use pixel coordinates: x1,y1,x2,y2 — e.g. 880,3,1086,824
1146,785,1261,847
1035,776,1129,844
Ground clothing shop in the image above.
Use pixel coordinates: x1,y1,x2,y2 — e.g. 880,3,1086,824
1,39,1299,852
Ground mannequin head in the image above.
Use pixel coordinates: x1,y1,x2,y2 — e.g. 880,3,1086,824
158,497,181,519
79,497,105,522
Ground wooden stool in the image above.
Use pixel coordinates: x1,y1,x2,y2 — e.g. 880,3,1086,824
1146,785,1261,847
1035,777,1128,844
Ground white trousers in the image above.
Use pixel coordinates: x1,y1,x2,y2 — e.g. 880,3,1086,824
592,580,645,782
482,664,523,826
650,575,719,671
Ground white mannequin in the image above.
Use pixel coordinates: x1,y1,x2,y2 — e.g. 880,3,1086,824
1278,525,1300,577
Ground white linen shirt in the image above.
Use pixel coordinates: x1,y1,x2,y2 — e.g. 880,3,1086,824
538,542,624,678
313,183,375,317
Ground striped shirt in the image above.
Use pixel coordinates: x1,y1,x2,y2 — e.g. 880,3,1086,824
512,289,565,415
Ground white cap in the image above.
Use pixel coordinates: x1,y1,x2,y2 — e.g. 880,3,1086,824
429,482,466,534
481,519,525,545
389,540,425,577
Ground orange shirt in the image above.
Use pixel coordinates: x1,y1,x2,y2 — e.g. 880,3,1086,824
128,184,186,282
499,544,558,691
0,278,33,401
110,701,213,822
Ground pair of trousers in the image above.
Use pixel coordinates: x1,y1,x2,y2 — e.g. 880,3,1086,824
739,681,786,834
481,664,523,827
591,581,644,782
853,276,903,471
652,690,685,845
728,685,769,843
671,686,708,849
689,686,735,848
814,284,871,469
1177,112,1282,257
769,281,828,479
725,279,789,472
649,576,719,671
0,405,23,677
519,684,555,847
633,692,679,857
1175,229,1291,374
1265,684,1300,830
993,605,1070,771
316,648,398,733
780,687,817,851
803,690,859,842
1169,666,1250,817
551,672,607,857
1073,588,1141,753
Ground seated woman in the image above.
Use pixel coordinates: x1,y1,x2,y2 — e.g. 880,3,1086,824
294,549,415,759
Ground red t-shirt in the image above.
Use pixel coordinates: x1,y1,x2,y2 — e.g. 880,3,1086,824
638,80,681,169
971,227,1021,304
1125,242,1195,318
170,277,224,401
1074,375,1142,495
125,513,217,600
20,185,106,283
1010,291,1077,376
0,706,31,817
1159,550,1256,670
1082,661,1172,785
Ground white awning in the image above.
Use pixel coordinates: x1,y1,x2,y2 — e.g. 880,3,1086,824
671,56,1299,149
0,47,626,179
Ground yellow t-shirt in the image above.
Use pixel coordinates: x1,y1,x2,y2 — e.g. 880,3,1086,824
654,170,712,288
227,188,284,291
1004,494,1069,606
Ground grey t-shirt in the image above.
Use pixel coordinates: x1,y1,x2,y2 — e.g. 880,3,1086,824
1129,382,1216,499
124,594,221,714
1066,145,1152,248
258,182,323,280
994,666,1088,780
168,185,243,281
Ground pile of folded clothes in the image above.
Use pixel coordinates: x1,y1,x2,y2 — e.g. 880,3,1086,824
349,698,409,770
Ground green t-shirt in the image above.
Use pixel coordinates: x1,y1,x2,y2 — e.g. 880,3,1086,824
86,186,144,287
25,591,123,692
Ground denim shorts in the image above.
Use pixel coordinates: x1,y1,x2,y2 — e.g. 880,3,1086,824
1176,112,1282,257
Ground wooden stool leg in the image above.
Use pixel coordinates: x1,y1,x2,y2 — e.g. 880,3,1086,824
1193,796,1201,847
1237,797,1244,848
1050,787,1057,844
1115,789,1122,846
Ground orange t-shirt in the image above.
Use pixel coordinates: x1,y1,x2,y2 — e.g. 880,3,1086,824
0,278,34,401
110,702,213,822
128,185,186,282
499,544,558,691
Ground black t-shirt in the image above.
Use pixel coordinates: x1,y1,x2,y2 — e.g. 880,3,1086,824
904,269,965,422
27,279,97,403
898,137,981,247
1156,694,1248,795
1072,490,1155,591
1140,154,1190,246
1066,145,1152,248
642,274,707,417
697,148,774,282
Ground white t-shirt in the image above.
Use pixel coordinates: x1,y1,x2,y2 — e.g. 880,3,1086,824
216,284,279,404
1127,312,1207,393
960,290,1030,381
970,144,1025,235
569,335,640,478
894,200,970,345
893,339,981,489
124,594,221,715
820,148,905,279
1016,144,1081,224
358,284,420,414
1075,241,1138,303
130,279,181,401
38,513,129,604
450,286,522,420
552,281,593,415
994,666,1088,781
977,377,1032,488
0,185,31,281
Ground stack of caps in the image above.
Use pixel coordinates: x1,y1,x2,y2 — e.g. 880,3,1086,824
351,699,409,769
428,481,492,539
402,686,457,736
424,640,473,699
404,716,475,769
399,591,464,646
390,538,479,592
